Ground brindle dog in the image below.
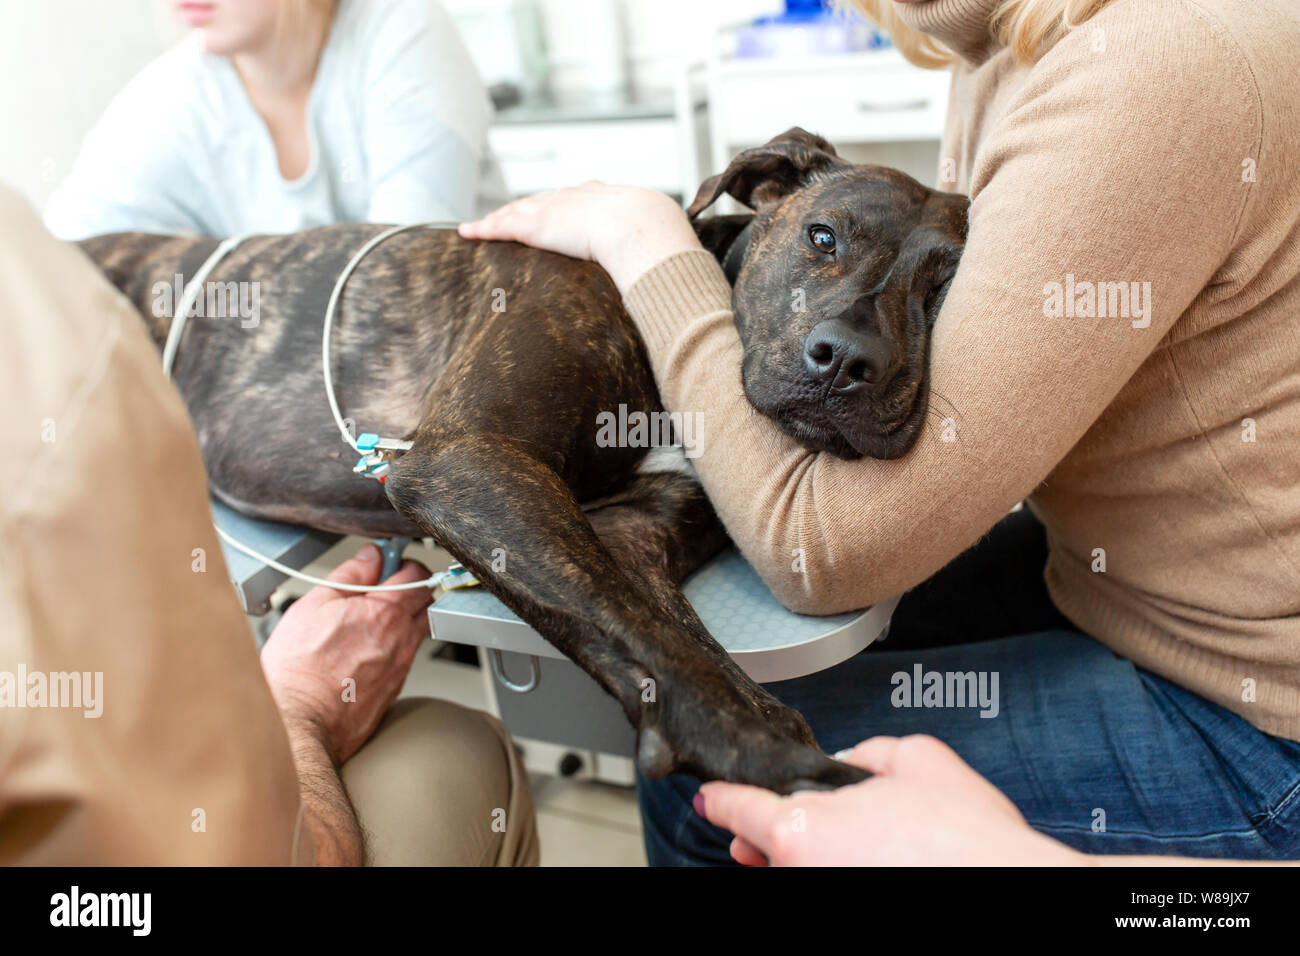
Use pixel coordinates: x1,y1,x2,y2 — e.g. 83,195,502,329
79,129,967,793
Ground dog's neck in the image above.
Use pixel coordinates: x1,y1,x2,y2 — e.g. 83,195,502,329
720,220,753,285
692,215,754,285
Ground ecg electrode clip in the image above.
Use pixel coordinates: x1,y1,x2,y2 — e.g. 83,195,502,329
352,432,415,482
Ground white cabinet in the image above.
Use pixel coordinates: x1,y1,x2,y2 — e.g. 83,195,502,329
483,49,949,203
491,118,684,195
487,85,709,199
706,49,949,185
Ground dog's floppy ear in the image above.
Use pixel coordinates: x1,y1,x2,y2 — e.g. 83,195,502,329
906,232,964,328
901,196,969,327
687,127,839,220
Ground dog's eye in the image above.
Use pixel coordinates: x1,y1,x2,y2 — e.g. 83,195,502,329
808,225,836,254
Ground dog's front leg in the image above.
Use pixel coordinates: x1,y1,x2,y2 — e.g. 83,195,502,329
385,433,863,793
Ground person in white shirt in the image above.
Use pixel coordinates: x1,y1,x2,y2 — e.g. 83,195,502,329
45,0,503,239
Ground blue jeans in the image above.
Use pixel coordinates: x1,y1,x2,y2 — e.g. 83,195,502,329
638,513,1300,864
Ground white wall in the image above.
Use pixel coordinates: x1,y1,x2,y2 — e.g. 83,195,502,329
0,1,178,209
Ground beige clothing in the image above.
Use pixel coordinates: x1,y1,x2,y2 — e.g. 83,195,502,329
0,187,536,865
344,697,538,866
623,0,1300,740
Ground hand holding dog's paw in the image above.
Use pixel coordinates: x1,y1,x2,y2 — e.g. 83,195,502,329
697,734,1084,867
633,678,868,797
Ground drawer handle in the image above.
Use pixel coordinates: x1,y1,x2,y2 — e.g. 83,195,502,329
855,97,930,112
497,150,560,163
490,649,541,693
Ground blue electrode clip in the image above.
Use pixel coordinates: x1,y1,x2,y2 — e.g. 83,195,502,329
352,432,414,483
441,563,480,590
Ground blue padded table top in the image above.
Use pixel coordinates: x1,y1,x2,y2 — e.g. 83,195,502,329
211,500,338,615
431,547,898,684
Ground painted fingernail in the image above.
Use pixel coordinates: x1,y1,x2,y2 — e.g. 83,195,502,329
692,792,706,818
834,748,853,761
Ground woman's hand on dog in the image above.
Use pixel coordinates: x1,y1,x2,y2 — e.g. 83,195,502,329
459,182,704,294
260,545,433,766
697,734,1085,866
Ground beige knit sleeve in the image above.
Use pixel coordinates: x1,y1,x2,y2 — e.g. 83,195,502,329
623,15,1261,614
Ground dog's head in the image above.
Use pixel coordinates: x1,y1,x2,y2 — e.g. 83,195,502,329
689,128,968,460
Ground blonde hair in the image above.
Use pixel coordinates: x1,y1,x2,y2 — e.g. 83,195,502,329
843,0,1114,67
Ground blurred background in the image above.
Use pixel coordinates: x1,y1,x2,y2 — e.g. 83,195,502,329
1,0,948,212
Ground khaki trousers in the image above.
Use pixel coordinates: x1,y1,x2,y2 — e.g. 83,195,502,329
344,697,538,866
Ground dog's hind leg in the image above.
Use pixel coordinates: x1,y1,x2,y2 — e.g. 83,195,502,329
385,434,864,794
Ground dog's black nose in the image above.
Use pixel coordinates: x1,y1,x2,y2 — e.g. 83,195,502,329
803,320,892,391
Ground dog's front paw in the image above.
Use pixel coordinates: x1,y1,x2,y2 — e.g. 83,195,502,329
633,686,867,794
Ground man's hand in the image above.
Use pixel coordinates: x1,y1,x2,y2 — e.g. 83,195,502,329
261,544,433,764
698,734,1084,866
260,544,434,864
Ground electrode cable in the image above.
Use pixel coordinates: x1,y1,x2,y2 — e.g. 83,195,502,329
162,224,462,593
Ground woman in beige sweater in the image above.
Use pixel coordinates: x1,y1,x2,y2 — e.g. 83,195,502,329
462,0,1300,865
